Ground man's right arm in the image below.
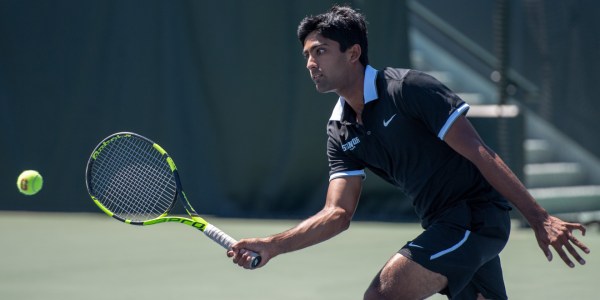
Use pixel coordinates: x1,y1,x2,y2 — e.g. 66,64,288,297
228,175,363,269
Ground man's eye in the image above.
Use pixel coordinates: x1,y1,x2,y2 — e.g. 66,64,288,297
317,48,325,55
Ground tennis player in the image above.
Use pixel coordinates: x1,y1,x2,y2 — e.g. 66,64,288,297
228,5,590,299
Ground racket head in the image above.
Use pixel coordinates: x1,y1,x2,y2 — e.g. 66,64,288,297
85,132,179,224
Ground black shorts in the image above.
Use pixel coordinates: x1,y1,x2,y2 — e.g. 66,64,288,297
399,199,512,299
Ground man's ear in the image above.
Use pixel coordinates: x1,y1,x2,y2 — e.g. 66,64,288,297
347,44,362,63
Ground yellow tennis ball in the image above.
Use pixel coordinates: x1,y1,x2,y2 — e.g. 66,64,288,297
17,170,43,196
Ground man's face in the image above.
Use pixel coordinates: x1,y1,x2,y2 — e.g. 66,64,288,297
302,31,350,94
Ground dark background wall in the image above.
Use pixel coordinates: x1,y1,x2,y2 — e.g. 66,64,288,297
2,0,598,220
0,0,410,217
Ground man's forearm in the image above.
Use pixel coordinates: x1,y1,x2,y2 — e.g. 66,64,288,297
268,206,352,256
474,144,549,225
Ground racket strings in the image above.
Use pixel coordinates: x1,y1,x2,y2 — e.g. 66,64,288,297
116,141,173,215
89,136,176,221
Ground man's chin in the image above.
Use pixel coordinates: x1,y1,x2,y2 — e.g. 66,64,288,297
315,84,334,94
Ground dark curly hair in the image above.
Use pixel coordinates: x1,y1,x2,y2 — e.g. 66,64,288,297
297,5,369,67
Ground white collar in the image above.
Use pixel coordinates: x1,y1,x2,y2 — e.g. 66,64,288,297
330,65,378,121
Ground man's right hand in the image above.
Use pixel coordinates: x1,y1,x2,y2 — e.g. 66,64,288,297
228,237,273,269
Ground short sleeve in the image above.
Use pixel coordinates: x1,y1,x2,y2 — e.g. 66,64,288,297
326,123,366,181
398,70,470,140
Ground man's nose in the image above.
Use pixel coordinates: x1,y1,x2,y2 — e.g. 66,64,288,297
306,56,317,70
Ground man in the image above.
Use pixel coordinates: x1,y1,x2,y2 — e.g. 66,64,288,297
228,5,590,299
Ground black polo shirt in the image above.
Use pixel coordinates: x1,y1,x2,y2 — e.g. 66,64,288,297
326,66,505,227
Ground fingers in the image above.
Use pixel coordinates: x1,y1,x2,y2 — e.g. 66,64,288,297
558,230,589,267
542,246,553,262
553,242,576,268
563,224,591,265
229,244,252,268
564,240,586,266
568,223,590,254
231,249,262,269
227,240,264,270
577,223,587,236
570,234,591,254
541,220,591,268
552,240,587,268
226,249,235,258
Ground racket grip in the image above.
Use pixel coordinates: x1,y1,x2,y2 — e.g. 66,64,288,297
204,224,261,268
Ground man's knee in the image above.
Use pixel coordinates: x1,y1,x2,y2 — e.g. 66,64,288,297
363,253,447,300
363,268,423,300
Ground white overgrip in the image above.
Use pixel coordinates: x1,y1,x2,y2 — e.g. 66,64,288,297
204,223,236,249
204,223,261,268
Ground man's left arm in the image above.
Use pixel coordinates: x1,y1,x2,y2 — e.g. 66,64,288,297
444,115,590,267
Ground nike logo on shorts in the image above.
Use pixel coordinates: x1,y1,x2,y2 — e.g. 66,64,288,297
408,242,424,249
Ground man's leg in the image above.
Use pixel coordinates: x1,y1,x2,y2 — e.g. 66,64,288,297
366,200,511,299
364,253,447,300
451,256,507,300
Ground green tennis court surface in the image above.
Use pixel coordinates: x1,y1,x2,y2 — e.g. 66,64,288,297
1,212,597,299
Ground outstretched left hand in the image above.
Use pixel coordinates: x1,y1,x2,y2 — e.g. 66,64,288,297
532,215,590,267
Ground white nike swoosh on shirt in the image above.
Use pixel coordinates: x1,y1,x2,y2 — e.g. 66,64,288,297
383,114,397,127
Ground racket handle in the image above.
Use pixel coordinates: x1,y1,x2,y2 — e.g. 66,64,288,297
204,224,262,268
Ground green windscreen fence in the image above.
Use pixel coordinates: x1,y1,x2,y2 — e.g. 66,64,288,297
519,1,600,156
419,0,600,157
0,0,410,218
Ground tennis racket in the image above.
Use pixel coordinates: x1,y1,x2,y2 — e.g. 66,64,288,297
85,132,261,268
